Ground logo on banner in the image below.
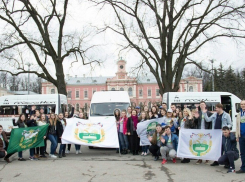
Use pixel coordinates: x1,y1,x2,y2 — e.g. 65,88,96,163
74,122,105,144
19,129,40,149
189,133,212,156
146,122,158,136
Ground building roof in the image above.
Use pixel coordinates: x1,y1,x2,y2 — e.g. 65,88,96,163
66,76,112,85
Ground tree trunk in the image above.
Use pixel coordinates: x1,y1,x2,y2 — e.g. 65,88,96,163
55,62,67,96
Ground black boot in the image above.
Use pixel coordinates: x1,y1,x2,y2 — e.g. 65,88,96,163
132,151,136,155
58,154,62,158
124,149,128,154
181,158,190,163
210,161,219,166
154,156,159,161
135,150,139,155
62,153,66,157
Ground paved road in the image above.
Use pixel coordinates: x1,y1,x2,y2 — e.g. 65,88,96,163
0,143,244,182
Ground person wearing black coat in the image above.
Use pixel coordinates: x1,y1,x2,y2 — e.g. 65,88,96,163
218,126,239,173
12,114,27,161
56,113,67,158
26,115,38,160
127,110,139,155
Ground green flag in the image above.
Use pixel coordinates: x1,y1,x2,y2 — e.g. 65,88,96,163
7,124,49,154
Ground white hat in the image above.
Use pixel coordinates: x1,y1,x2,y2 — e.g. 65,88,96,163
167,108,173,113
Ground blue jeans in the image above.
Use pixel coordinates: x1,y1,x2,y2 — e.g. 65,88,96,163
239,136,245,171
18,151,23,158
118,132,128,150
29,148,35,157
59,144,66,155
142,145,149,153
75,144,81,151
48,134,58,155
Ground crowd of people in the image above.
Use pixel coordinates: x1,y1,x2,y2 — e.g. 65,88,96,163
114,100,245,174
0,100,245,174
0,105,87,161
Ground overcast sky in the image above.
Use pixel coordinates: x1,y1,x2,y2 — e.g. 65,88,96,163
0,1,244,79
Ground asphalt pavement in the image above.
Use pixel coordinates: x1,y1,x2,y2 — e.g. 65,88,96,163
0,142,244,182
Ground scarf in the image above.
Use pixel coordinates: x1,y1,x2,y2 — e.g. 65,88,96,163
131,115,138,130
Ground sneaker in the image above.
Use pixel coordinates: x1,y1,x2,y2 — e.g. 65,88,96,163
141,152,144,156
172,158,176,163
59,155,62,158
205,160,209,165
62,153,66,157
50,154,57,158
49,153,52,157
4,158,11,163
65,150,70,154
18,158,26,161
154,156,159,161
236,169,245,174
144,152,147,156
210,161,219,166
78,150,82,154
33,157,39,161
29,157,33,161
196,159,202,165
162,159,167,165
76,150,79,155
227,167,235,173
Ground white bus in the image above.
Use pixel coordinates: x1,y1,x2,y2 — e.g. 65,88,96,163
89,91,131,118
0,94,67,131
162,92,241,132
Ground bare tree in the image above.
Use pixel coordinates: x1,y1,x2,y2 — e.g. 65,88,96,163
0,0,99,95
92,0,245,95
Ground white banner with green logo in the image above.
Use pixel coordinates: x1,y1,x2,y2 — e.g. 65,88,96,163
61,117,119,148
136,118,164,146
177,129,222,161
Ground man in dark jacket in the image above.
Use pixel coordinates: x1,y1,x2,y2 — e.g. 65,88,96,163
194,101,212,164
218,126,239,173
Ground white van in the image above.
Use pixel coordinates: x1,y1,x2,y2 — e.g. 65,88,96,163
0,94,67,131
162,92,241,132
89,91,130,118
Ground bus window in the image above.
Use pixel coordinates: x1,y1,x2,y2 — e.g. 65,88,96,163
236,103,241,113
61,104,67,113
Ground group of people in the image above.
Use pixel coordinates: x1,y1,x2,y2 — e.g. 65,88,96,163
0,100,245,174
114,100,245,174
0,105,87,162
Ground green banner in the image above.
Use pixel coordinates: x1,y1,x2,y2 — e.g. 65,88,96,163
7,124,49,154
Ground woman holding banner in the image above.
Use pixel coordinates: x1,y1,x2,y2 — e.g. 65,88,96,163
12,114,27,161
47,113,58,158
178,108,195,163
148,124,164,161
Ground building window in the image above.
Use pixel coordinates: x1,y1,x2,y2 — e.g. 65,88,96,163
84,90,88,98
189,86,194,92
67,91,72,98
76,103,79,112
148,89,152,97
156,88,160,96
120,87,124,91
51,89,55,94
76,90,80,98
128,87,133,97
111,88,116,91
139,89,143,97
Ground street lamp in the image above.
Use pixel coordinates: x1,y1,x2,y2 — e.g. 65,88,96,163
210,60,215,92
26,63,31,95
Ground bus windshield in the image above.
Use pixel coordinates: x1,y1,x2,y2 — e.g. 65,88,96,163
90,103,130,117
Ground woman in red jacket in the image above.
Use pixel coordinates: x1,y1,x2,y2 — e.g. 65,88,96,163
118,110,129,154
